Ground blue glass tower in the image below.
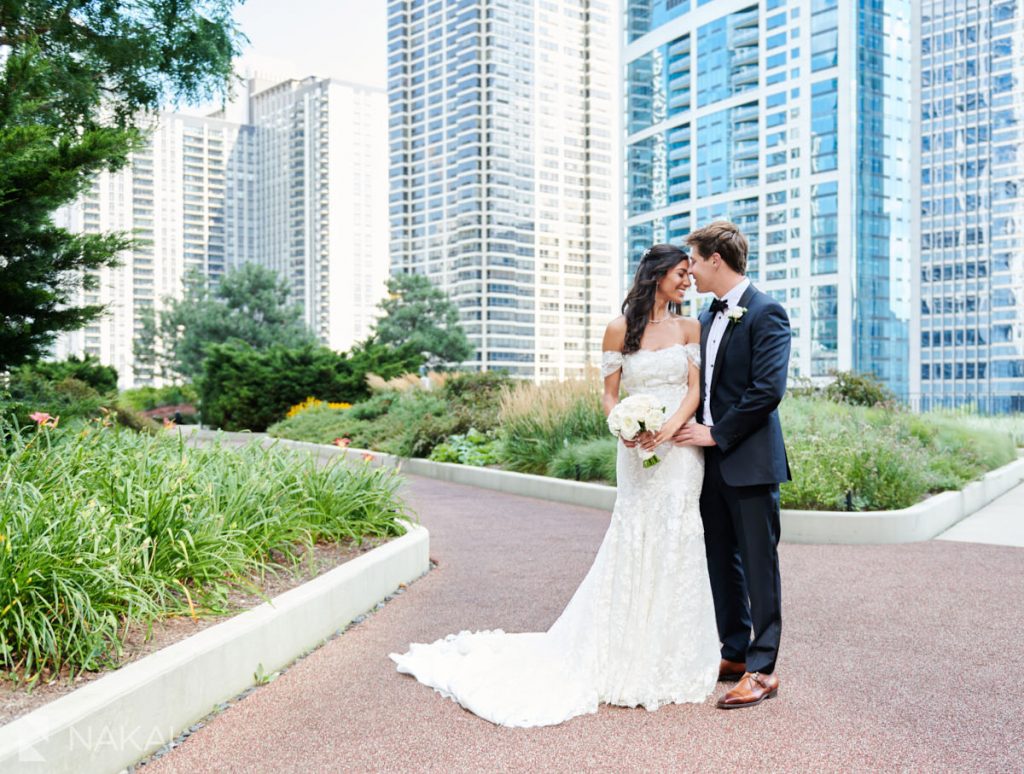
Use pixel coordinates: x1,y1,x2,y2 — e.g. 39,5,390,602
918,0,1024,413
624,0,916,398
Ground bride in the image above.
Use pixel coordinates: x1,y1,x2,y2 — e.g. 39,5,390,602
390,244,720,727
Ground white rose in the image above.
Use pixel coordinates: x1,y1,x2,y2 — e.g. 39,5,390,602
620,417,641,439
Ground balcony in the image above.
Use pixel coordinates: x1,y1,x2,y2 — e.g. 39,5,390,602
733,123,759,141
668,92,691,111
732,27,759,47
732,47,759,67
732,103,759,122
732,66,760,86
732,159,759,176
668,57,691,76
733,141,759,160
732,9,759,29
668,145,691,163
668,182,691,198
668,37,691,58
731,199,759,217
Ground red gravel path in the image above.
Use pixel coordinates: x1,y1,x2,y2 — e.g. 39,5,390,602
144,475,1024,772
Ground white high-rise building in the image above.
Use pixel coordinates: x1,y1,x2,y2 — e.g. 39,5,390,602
250,77,389,351
55,113,256,385
55,75,388,387
387,0,619,379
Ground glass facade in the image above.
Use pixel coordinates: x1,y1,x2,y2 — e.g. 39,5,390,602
624,0,916,397
853,0,914,399
918,0,1024,413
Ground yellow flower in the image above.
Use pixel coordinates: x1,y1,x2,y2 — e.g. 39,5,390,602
286,397,352,418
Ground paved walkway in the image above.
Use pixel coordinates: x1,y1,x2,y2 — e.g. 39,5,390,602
145,475,1023,772
936,481,1024,548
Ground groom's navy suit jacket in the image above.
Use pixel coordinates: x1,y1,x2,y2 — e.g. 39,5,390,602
698,282,791,488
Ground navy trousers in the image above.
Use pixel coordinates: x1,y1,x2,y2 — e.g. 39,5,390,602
700,445,783,675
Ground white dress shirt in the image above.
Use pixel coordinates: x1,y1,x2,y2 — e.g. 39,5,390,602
703,277,750,426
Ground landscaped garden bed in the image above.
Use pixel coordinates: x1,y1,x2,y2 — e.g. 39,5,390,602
0,416,411,721
268,372,1020,513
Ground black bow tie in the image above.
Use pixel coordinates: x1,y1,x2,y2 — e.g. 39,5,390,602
709,298,729,315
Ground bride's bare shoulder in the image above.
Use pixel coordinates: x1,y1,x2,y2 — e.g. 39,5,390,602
603,315,627,350
681,316,701,344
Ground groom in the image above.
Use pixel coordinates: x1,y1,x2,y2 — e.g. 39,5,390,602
675,220,791,710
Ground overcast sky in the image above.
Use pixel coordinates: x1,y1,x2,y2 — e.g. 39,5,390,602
181,0,387,113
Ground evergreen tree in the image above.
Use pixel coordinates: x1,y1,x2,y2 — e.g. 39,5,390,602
373,274,473,368
0,1,243,371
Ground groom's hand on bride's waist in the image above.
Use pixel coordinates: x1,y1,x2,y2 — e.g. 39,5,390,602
674,424,716,447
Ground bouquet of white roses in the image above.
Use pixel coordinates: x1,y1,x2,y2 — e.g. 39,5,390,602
607,394,666,468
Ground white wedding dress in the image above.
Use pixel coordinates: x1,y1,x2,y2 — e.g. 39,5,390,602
390,343,720,727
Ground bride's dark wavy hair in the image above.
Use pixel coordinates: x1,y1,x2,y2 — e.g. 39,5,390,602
621,244,689,354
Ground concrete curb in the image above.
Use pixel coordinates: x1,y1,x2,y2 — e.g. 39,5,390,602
197,429,1024,546
0,522,429,774
782,455,1024,543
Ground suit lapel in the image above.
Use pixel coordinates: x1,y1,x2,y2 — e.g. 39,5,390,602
709,284,758,401
698,308,712,411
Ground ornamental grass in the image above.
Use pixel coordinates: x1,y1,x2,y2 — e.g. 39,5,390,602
0,417,410,681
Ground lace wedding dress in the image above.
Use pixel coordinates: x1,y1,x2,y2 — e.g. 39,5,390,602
390,343,720,727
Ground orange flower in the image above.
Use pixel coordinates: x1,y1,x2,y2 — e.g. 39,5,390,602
362,452,375,462
332,437,352,448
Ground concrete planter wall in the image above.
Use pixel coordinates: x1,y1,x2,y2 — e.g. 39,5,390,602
0,523,429,774
203,430,1024,545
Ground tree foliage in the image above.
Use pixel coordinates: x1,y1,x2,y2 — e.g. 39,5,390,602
0,0,244,370
372,274,473,368
135,263,318,382
15,354,119,395
199,341,423,432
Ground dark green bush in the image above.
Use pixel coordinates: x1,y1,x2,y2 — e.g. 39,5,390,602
2,371,106,424
199,342,423,431
16,355,118,395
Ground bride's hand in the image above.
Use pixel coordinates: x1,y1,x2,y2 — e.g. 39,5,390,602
635,430,656,451
651,417,685,448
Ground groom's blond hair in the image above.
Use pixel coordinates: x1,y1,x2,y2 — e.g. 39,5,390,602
686,221,748,275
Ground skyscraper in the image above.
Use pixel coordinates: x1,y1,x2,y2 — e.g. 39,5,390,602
55,75,388,386
918,0,1024,413
249,77,389,352
624,0,916,399
55,113,256,385
387,0,617,379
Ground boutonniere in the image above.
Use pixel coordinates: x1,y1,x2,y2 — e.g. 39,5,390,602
726,306,747,324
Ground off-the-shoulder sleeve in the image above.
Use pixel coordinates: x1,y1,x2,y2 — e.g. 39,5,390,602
684,342,701,368
600,351,624,378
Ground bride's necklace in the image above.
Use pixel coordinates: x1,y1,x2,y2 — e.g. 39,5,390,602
648,312,677,325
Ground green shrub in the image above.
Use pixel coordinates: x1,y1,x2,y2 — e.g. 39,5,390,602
779,396,1016,510
0,418,410,679
269,372,510,459
200,342,423,432
2,371,107,424
119,384,199,412
16,355,118,395
429,428,500,466
548,437,618,483
823,370,898,408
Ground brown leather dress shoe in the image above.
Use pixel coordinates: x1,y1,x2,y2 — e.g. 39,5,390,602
716,672,779,709
718,658,746,681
